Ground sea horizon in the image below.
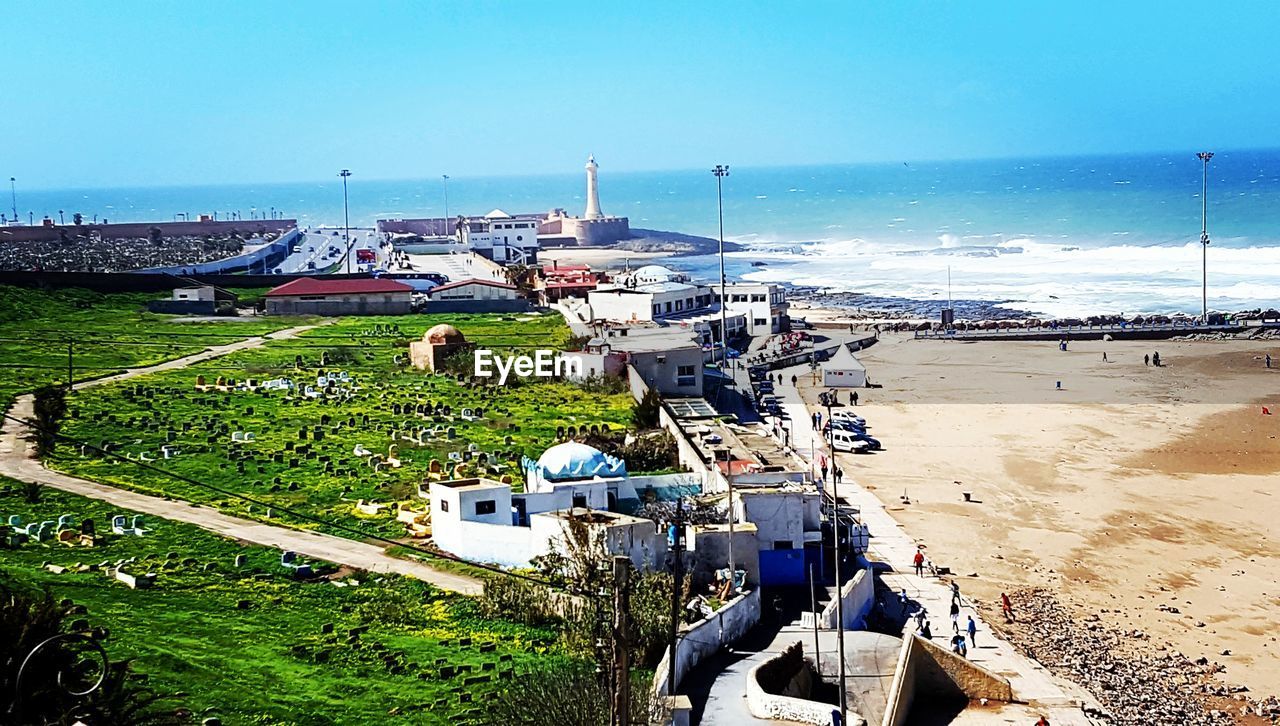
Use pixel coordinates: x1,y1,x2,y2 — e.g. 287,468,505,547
11,148,1280,317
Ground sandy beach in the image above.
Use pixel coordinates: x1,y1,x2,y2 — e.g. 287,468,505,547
539,246,672,270
799,334,1280,698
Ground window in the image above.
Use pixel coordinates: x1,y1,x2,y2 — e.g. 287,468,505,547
773,540,794,550
440,500,449,512
755,318,767,326
675,300,684,311
676,364,696,387
475,500,497,515
751,294,766,302
572,494,588,508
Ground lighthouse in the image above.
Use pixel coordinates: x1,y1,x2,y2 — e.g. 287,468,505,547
584,154,602,220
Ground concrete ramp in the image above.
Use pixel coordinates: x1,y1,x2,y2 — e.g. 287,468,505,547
881,634,1013,726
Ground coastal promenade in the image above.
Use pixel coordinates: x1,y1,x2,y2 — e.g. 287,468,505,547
912,319,1280,341
774,361,1101,725
0,325,483,595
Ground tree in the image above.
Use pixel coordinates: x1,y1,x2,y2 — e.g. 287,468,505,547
0,575,187,725
632,387,662,430
481,658,650,726
31,385,68,458
147,227,163,245
72,212,83,226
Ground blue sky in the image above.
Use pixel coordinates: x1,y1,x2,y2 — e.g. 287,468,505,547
4,1,1278,189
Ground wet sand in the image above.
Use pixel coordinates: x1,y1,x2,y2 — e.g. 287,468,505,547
804,334,1280,697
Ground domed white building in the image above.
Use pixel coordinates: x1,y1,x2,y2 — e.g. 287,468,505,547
522,441,627,493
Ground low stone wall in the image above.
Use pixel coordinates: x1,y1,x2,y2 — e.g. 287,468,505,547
651,588,761,702
819,567,874,630
746,642,868,725
880,634,1012,726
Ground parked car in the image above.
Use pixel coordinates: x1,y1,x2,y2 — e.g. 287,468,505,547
830,410,866,427
830,430,872,453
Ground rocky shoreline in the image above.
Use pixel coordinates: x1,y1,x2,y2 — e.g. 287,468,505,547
989,589,1279,725
610,228,742,258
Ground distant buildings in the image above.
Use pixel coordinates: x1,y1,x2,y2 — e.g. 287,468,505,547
378,155,631,257
147,285,238,315
264,277,413,315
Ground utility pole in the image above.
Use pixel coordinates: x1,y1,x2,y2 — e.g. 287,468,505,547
667,497,685,700
611,556,632,726
1197,151,1214,324
8,177,15,221
712,165,730,373
725,449,736,597
339,169,352,274
827,396,848,724
808,563,821,677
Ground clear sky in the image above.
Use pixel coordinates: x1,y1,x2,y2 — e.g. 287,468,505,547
5,1,1278,189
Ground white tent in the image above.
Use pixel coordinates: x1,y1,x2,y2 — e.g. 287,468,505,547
822,345,866,388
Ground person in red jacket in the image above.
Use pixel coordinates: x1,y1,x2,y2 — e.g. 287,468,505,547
1001,592,1015,622
1034,716,1050,726
913,547,925,576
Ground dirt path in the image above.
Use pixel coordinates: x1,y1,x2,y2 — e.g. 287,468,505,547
0,324,483,596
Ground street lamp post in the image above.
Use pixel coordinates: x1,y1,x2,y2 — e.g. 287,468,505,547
58,210,64,225
339,169,352,274
712,165,730,374
1197,152,1214,324
826,397,848,726
8,177,16,221
442,174,450,236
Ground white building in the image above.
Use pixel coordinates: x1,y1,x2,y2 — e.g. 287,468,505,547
717,282,790,335
462,209,542,264
597,328,706,396
429,442,666,569
427,278,521,302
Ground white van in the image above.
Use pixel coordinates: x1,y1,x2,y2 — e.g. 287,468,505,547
831,430,871,453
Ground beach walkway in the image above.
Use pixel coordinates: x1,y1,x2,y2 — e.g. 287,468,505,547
773,363,1099,724
0,325,483,596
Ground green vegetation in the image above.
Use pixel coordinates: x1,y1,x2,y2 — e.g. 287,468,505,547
0,481,566,725
50,312,636,537
0,285,303,407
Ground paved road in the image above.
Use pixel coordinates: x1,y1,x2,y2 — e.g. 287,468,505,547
0,325,482,596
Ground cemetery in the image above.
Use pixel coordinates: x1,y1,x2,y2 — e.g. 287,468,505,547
46,312,638,539
0,480,568,724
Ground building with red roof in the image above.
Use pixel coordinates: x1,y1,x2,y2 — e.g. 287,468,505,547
265,277,414,315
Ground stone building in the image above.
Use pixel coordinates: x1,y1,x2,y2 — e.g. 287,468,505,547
408,323,469,371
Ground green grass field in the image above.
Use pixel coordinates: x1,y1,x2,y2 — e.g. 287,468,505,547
0,286,304,407
49,311,634,538
0,481,566,725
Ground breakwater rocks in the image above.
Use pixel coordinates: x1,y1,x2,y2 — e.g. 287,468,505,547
792,289,1033,321
612,229,741,257
992,589,1278,725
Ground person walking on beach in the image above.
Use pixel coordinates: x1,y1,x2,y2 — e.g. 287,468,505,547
949,599,960,629
951,580,961,603
967,615,977,647
1152,351,1161,367
1001,592,1015,622
851,391,859,406
913,547,925,576
791,374,797,386
1144,353,1150,366
1034,717,1050,726
1267,353,1272,369
1102,351,1108,363
919,620,933,640
834,466,843,485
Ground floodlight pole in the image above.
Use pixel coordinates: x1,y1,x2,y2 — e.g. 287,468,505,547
1197,152,1213,323
827,396,847,725
442,175,450,235
8,177,16,221
712,165,730,374
339,169,352,274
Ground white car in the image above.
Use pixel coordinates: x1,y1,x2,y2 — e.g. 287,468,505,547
830,410,866,427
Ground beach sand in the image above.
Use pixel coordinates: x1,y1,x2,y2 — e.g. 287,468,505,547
538,247,670,270
802,334,1280,697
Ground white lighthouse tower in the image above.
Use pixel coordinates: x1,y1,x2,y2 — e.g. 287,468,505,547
584,154,603,220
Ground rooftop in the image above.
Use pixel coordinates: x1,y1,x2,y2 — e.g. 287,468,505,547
430,477,508,492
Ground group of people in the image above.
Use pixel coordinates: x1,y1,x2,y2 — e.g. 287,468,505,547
817,388,858,407
909,548,980,657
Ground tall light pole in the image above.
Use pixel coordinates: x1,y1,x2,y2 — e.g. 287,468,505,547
827,396,848,726
8,177,16,222
712,165,730,373
442,174,450,236
1197,152,1213,323
339,169,352,274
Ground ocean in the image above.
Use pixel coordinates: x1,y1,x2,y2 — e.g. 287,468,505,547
14,149,1280,317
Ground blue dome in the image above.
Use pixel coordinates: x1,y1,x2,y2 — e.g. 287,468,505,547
527,441,626,481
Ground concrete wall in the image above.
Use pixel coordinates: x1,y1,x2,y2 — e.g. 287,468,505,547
433,519,533,569
746,642,865,725
820,567,875,630
1,219,297,242
652,588,761,701
266,292,413,316
146,299,219,316
421,298,531,314
144,230,297,275
688,524,761,590
880,634,1013,726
